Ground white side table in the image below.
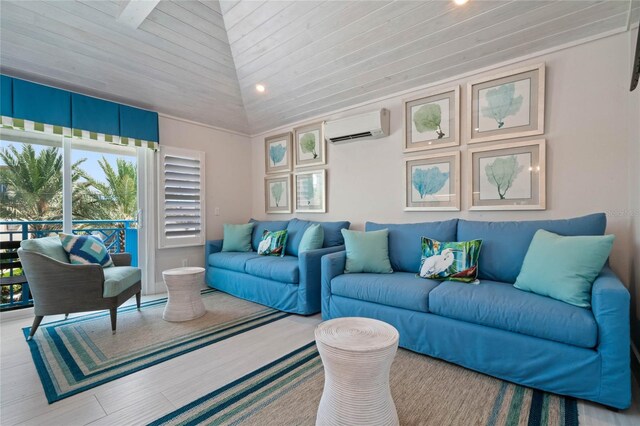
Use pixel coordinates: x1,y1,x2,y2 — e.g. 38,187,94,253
315,317,400,426
162,267,206,322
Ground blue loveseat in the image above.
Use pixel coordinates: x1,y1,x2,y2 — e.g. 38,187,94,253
321,214,631,409
206,218,349,315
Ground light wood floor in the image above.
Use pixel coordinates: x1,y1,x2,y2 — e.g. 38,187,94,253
1,294,638,426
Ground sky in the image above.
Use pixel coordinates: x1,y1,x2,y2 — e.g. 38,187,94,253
0,139,134,184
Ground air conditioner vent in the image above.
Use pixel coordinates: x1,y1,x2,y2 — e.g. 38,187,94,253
329,132,373,142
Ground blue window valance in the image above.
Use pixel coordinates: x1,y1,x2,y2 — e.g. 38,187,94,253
0,74,158,149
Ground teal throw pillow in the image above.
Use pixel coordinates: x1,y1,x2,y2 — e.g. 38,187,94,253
59,233,114,267
419,237,482,284
341,229,393,274
222,223,254,252
298,224,324,254
258,229,288,257
514,229,614,308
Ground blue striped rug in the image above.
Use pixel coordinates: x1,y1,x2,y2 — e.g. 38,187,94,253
150,342,579,426
24,290,291,403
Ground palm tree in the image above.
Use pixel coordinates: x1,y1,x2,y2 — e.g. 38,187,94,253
0,144,97,222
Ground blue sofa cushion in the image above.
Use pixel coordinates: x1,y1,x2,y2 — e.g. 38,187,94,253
457,213,606,284
429,280,598,348
330,272,439,313
209,252,260,273
245,256,299,284
249,219,289,251
286,219,351,255
366,220,458,273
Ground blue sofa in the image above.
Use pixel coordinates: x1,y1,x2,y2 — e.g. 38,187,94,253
321,214,631,409
206,218,349,315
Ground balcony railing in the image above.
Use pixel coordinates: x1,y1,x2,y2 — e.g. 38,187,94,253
0,220,138,311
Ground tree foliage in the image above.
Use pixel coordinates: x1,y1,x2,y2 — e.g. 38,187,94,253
300,133,318,159
269,144,286,166
271,182,284,207
480,83,523,129
413,103,445,139
412,166,449,199
484,155,524,199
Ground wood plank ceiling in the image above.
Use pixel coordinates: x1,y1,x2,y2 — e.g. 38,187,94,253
1,1,638,135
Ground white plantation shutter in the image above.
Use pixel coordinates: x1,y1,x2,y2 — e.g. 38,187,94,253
157,146,206,248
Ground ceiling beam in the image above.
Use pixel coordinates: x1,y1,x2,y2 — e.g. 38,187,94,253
117,0,161,29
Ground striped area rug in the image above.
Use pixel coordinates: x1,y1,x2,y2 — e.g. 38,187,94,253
150,342,578,426
23,290,290,403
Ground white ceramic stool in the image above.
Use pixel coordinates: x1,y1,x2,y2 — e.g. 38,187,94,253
162,267,206,322
315,317,400,426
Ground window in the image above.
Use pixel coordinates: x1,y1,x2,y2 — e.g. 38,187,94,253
157,146,205,248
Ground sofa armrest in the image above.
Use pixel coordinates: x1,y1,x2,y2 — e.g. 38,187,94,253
111,253,132,267
591,266,631,408
321,251,346,319
205,240,224,264
296,245,345,314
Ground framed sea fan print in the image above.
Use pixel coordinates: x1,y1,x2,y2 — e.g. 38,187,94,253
294,122,325,168
404,86,459,152
265,132,292,174
294,169,326,213
405,151,460,211
264,174,292,214
467,63,545,144
468,139,545,210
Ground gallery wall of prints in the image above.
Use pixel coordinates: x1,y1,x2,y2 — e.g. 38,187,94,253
403,63,546,212
264,122,327,214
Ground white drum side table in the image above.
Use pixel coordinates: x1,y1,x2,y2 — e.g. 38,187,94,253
162,267,206,322
315,317,400,426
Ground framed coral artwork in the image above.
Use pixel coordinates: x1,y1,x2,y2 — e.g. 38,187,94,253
467,63,545,144
404,151,460,211
403,86,459,152
294,122,325,168
265,132,292,174
264,174,292,214
468,139,546,210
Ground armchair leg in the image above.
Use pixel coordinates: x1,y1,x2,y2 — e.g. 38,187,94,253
64,313,69,320
28,316,44,340
110,308,117,335
136,291,141,310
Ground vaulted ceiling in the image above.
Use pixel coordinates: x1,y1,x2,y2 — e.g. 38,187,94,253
1,1,638,135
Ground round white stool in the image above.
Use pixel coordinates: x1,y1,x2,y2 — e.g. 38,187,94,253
162,267,206,322
315,317,400,426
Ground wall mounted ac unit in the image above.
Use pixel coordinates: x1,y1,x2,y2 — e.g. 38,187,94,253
325,109,390,143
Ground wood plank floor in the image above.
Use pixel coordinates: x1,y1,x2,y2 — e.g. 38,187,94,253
1,294,638,426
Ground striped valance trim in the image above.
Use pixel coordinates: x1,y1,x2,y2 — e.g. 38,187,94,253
1,116,158,150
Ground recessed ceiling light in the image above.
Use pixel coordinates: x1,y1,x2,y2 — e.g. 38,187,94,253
255,84,266,93
453,0,468,5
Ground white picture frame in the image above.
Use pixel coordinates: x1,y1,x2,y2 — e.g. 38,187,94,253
264,174,292,214
467,63,545,144
265,132,292,174
294,121,326,168
404,151,460,211
468,139,546,210
294,169,326,213
403,86,459,152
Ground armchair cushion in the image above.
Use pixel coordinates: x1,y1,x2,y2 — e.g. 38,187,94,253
20,236,69,263
103,266,141,298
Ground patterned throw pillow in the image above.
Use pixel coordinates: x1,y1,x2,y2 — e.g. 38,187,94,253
59,233,114,268
257,230,288,257
418,237,482,284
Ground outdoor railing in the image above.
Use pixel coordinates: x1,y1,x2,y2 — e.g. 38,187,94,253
0,220,138,311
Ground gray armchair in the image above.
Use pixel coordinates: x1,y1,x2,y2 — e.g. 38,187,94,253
17,236,141,339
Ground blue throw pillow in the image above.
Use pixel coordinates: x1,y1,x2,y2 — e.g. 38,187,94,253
342,229,393,274
59,233,114,267
249,219,289,251
514,229,614,308
298,224,324,254
222,223,254,252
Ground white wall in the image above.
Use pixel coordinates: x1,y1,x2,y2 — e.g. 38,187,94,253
628,28,640,348
250,32,636,285
153,116,252,290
